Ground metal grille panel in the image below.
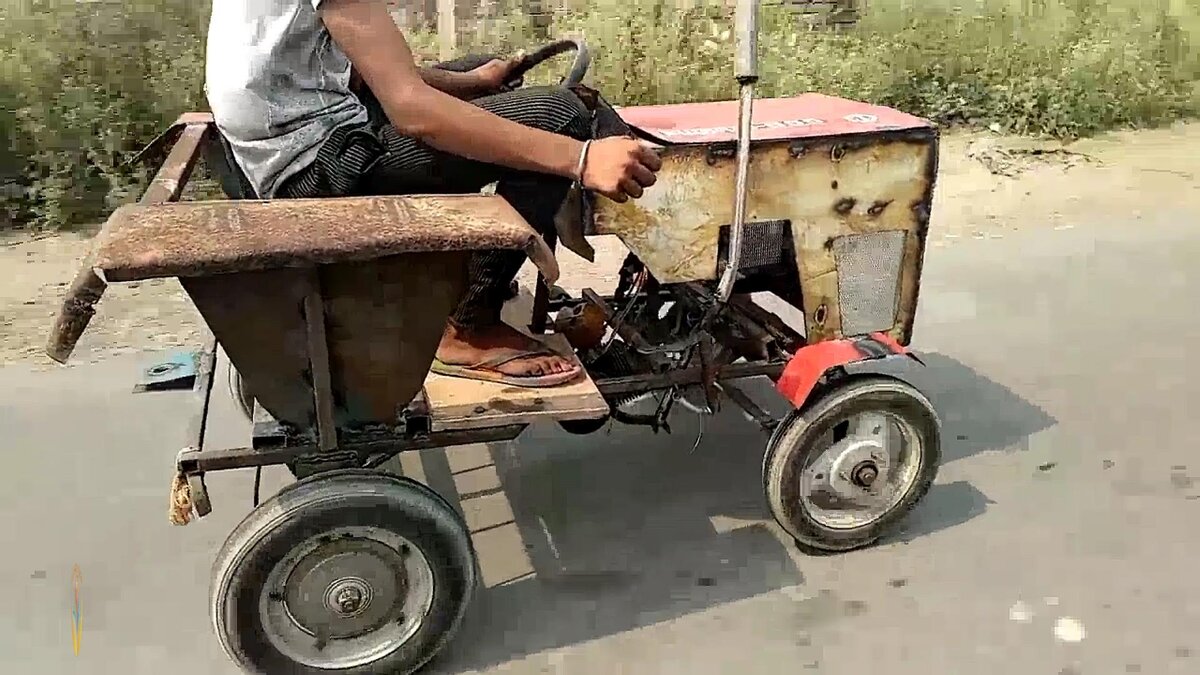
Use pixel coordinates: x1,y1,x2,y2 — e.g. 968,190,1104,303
832,230,906,336
740,220,790,269
721,219,791,270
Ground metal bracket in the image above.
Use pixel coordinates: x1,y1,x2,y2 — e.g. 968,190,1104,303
302,272,338,452
172,334,218,520
698,334,721,413
400,389,432,437
717,381,779,432
291,450,362,479
187,471,212,517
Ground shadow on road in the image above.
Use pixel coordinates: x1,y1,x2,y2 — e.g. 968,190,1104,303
857,350,1059,464
421,348,1053,670
431,403,803,672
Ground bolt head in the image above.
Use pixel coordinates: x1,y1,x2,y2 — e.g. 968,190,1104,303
335,587,363,614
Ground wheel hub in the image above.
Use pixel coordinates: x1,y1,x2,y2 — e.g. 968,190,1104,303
282,539,409,640
820,437,890,501
257,525,437,670
851,461,879,488
326,577,372,618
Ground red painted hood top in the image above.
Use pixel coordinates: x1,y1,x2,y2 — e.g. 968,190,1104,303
616,93,933,146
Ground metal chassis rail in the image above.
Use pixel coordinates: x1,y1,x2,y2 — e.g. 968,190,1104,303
174,286,788,518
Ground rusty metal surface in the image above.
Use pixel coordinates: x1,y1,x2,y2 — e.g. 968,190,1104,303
184,331,218,454
136,122,212,208
93,194,553,283
46,121,212,364
182,254,467,429
181,269,316,427
593,130,937,344
302,279,338,451
177,424,527,474
321,252,468,426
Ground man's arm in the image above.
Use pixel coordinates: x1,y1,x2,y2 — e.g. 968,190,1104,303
323,0,577,179
417,67,485,100
354,65,487,99
320,0,658,201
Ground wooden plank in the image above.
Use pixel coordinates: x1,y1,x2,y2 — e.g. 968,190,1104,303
423,334,608,431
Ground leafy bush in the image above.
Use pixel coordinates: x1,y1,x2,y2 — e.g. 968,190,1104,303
2,0,1197,231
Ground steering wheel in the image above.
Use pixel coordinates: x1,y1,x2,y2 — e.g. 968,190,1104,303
504,39,591,90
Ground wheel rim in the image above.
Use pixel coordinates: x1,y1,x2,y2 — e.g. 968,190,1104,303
258,525,436,669
797,411,924,530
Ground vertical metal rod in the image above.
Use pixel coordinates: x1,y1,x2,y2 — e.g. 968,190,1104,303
734,0,760,81
714,0,759,308
303,274,338,452
717,85,755,305
182,332,218,519
186,332,219,455
528,230,558,335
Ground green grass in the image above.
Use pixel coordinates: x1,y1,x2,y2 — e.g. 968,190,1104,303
2,0,1197,230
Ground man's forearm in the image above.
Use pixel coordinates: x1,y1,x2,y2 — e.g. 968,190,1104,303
396,84,582,177
418,66,483,100
323,0,581,179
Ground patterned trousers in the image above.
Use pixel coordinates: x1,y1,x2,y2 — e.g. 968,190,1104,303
278,71,593,327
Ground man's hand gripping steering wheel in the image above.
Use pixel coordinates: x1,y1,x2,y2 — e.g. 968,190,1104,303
468,40,662,203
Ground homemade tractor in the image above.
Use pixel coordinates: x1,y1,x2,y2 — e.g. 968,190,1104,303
46,3,941,673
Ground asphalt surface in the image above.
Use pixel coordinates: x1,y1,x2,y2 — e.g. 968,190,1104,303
2,214,1198,675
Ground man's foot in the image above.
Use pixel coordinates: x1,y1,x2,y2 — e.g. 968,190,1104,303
432,322,582,387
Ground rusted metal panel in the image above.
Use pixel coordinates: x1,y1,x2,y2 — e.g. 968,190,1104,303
181,253,468,429
180,268,316,427
594,112,936,345
93,194,557,284
320,252,468,426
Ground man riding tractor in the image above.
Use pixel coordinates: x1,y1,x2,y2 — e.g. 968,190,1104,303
205,0,662,388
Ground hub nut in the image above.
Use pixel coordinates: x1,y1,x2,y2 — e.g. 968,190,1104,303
326,578,371,618
852,463,879,488
337,588,362,614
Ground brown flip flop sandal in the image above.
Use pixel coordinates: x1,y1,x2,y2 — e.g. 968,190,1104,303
430,347,583,388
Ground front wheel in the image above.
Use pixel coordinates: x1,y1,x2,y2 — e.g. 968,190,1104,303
210,470,477,674
762,376,941,554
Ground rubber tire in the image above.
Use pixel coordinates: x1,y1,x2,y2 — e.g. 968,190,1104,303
210,469,478,675
762,376,941,554
557,417,609,435
230,367,255,423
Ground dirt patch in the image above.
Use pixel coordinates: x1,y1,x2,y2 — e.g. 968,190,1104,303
2,123,1198,369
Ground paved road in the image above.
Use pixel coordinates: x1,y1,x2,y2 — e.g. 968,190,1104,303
2,215,1198,675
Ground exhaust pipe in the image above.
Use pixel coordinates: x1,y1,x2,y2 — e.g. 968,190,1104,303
715,0,759,306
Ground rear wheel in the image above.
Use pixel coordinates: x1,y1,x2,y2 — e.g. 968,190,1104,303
762,376,941,554
210,470,477,674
